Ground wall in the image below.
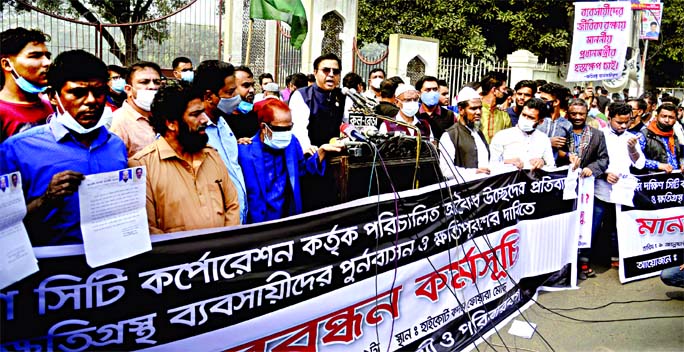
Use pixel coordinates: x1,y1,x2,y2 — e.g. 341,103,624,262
387,34,439,81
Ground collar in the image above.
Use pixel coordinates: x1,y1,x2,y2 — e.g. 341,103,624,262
419,104,441,116
395,113,422,126
49,113,109,146
157,136,211,161
123,100,149,121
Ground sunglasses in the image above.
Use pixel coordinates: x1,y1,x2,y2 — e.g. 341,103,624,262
320,67,341,75
265,123,293,132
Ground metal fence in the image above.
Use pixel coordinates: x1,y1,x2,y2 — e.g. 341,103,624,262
0,0,223,69
274,22,301,86
352,42,388,83
438,56,511,100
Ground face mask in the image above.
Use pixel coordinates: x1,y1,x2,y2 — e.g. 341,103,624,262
573,90,579,95
588,108,599,117
8,63,47,94
180,71,194,83
264,128,292,150
656,121,673,132
56,95,110,135
518,118,536,133
133,89,157,112
237,100,253,114
111,78,125,94
217,95,241,115
401,101,420,117
371,78,383,90
421,91,440,107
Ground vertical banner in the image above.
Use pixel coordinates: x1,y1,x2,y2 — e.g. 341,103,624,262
566,1,632,82
639,2,663,41
577,176,595,249
616,173,684,283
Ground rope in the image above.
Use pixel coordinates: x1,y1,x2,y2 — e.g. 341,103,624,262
353,37,389,65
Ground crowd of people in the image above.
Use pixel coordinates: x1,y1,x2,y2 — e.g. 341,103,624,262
1,27,683,286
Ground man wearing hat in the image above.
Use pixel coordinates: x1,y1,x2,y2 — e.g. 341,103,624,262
379,84,432,139
261,82,281,100
438,87,490,180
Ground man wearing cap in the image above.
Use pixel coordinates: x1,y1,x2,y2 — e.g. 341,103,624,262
262,82,281,100
439,87,489,180
379,84,432,139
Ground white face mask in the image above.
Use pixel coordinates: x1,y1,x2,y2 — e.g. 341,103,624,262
371,77,383,90
518,117,536,133
401,101,420,117
56,95,111,135
133,89,157,111
588,108,599,117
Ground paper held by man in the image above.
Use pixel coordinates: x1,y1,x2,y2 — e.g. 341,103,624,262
78,166,151,268
0,172,38,290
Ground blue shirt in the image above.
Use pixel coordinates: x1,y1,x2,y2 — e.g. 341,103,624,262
638,134,680,170
1,117,127,245
206,117,248,223
506,106,519,126
537,116,573,159
262,145,292,220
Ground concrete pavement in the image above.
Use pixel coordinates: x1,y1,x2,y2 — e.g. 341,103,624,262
482,264,684,352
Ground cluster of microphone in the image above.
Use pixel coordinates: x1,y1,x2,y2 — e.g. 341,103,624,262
341,87,377,112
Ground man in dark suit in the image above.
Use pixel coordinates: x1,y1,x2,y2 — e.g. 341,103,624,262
566,98,609,280
238,99,340,224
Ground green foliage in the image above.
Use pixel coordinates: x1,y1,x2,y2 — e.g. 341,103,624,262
357,0,572,63
8,0,190,65
358,0,682,88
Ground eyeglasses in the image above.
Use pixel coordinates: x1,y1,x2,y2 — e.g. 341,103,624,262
320,67,341,76
266,123,293,132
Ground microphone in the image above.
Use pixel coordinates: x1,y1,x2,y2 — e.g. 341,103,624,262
341,87,372,111
340,123,368,142
349,88,377,108
361,125,380,139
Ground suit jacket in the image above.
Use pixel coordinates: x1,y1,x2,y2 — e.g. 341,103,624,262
238,134,324,224
577,127,609,179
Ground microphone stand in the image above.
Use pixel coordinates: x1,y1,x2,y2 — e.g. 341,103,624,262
356,104,423,189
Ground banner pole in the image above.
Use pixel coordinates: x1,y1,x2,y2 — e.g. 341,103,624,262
245,19,254,65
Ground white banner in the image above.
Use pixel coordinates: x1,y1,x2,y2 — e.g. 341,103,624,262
567,1,632,82
616,206,684,283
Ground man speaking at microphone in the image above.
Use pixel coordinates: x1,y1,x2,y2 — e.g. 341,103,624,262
239,99,340,224
289,53,345,210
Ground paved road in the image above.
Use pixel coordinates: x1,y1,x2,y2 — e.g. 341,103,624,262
481,264,684,352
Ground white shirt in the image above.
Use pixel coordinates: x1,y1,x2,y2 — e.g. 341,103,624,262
288,90,312,149
439,123,489,181
489,127,555,171
595,128,645,203
379,113,433,141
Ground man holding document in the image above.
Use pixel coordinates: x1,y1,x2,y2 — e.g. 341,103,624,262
129,83,240,234
0,50,127,245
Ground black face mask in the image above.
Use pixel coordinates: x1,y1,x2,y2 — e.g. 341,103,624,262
177,119,208,153
656,121,673,132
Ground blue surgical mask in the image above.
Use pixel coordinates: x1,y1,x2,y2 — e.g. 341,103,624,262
111,78,125,94
264,127,292,149
217,95,241,115
237,100,253,114
421,91,440,107
9,63,46,94
180,70,194,83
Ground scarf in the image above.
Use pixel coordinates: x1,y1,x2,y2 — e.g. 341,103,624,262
646,119,675,154
569,125,593,161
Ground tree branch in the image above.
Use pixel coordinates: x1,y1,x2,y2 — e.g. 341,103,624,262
67,0,127,64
